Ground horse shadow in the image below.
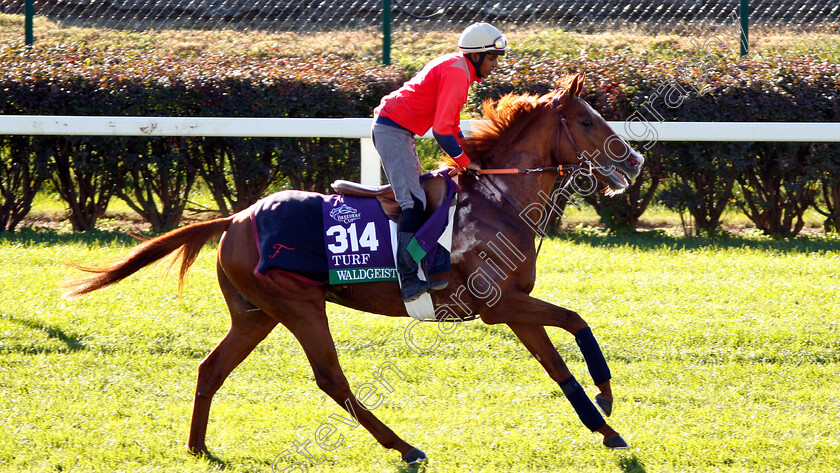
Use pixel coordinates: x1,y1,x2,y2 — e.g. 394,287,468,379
3,314,87,354
388,454,644,473
618,453,648,473
394,462,427,473
0,227,151,247
193,450,233,470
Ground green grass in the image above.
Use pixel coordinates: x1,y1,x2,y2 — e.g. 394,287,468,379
1,228,838,472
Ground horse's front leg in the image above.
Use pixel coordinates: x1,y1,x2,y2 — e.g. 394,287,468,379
505,323,628,449
482,292,626,447
482,292,613,403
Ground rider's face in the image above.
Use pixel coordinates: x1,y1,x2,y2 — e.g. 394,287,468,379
474,53,500,78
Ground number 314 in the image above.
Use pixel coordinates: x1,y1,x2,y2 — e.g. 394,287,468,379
327,222,379,254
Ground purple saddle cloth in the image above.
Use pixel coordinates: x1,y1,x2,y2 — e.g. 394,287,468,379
250,172,456,285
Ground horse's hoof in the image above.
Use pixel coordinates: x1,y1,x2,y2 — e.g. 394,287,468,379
402,447,427,464
188,445,208,456
594,393,613,417
603,434,629,449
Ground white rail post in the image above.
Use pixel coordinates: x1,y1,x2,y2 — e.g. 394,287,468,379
360,137,381,186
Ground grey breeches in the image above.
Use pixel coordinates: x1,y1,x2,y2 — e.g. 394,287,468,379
371,118,426,211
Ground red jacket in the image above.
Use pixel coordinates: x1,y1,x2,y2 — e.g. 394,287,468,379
375,53,479,159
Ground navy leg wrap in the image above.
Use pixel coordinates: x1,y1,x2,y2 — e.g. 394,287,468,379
575,326,612,386
559,376,606,432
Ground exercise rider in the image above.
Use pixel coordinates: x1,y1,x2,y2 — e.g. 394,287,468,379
371,22,508,302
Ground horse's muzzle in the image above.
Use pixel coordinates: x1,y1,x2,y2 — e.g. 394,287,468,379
596,143,644,192
621,148,645,181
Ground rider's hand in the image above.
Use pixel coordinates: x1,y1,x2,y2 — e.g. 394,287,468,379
448,161,481,177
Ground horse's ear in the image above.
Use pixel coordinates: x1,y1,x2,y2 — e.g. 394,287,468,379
551,89,571,108
553,73,585,106
570,73,586,97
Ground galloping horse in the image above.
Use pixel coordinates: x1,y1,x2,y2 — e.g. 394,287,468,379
64,74,644,463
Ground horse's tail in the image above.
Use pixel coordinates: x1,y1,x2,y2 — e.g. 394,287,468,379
63,216,235,298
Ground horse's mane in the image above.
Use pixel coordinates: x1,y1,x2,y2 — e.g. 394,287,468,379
462,93,543,164
439,74,582,168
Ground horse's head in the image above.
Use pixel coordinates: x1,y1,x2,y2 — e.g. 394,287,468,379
458,77,644,198
547,74,645,195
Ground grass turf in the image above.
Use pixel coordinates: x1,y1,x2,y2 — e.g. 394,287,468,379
1,228,838,472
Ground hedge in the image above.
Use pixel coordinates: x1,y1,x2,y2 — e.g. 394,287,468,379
2,45,839,235
471,52,840,235
1,46,406,230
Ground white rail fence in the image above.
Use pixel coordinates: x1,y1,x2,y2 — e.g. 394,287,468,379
2,116,839,186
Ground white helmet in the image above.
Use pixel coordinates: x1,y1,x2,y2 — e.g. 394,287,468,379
458,23,509,56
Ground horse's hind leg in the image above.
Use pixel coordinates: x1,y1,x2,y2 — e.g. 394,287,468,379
188,260,278,454
282,308,423,463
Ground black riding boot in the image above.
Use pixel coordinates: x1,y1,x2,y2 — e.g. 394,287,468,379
397,208,448,302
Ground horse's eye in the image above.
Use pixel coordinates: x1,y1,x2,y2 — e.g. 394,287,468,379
581,120,593,127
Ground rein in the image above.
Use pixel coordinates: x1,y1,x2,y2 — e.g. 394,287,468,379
475,164,578,175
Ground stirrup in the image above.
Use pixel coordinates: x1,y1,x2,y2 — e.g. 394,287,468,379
401,279,447,302
401,286,426,303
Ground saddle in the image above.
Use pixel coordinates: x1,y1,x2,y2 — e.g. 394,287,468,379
330,176,449,222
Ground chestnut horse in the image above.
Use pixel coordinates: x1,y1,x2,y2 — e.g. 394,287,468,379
64,74,644,463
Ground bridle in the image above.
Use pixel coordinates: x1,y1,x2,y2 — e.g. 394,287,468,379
466,93,600,255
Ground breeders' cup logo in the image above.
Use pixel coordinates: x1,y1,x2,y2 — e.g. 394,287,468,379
329,204,362,224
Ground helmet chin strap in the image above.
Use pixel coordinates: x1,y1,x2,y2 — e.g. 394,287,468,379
467,52,487,79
